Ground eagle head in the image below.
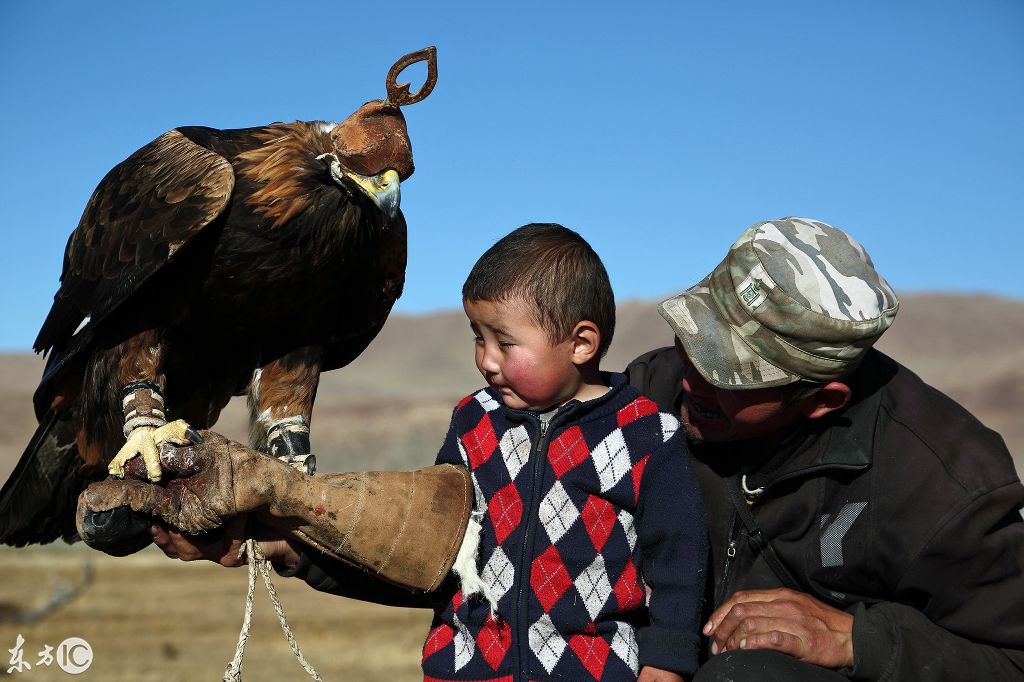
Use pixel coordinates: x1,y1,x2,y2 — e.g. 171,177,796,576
320,47,436,221
331,100,414,181
327,100,413,221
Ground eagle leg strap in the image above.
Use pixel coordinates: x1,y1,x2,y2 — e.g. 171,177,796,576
267,417,316,475
121,381,167,438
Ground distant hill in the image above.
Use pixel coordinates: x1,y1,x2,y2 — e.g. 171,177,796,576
1,293,1021,482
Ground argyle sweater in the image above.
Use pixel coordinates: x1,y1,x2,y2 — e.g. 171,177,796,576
422,373,707,681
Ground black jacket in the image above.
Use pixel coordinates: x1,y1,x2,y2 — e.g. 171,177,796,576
625,347,1024,681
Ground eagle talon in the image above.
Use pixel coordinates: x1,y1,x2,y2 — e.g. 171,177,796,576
108,419,199,483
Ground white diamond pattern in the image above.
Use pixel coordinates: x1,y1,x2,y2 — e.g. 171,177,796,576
499,425,531,480
660,412,680,443
610,621,639,673
453,613,475,671
538,481,579,544
618,509,637,552
529,613,566,673
574,555,612,620
592,428,631,492
475,390,499,412
457,438,469,467
467,471,487,514
480,546,515,603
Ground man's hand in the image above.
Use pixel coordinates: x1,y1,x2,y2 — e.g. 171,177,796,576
637,665,685,681
150,515,302,570
704,588,854,669
149,515,249,567
77,430,269,539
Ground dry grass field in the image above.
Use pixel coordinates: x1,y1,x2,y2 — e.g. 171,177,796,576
0,545,431,680
0,293,1021,680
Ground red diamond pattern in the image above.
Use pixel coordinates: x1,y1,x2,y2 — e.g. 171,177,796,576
422,623,454,662
631,455,650,503
476,613,512,671
488,482,523,545
463,414,499,470
456,394,474,410
548,426,590,478
451,589,464,611
531,545,572,612
569,633,611,680
613,559,643,611
616,397,658,427
580,495,616,552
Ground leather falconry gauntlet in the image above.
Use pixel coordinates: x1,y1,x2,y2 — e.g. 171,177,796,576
76,431,472,592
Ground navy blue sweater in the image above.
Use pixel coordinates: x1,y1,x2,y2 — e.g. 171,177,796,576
423,373,707,681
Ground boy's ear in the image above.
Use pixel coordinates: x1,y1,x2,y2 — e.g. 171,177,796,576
569,320,601,366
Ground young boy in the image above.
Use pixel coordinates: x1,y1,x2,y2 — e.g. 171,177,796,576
141,222,707,680
422,224,707,681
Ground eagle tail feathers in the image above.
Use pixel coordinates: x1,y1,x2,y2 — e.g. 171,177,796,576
0,409,88,546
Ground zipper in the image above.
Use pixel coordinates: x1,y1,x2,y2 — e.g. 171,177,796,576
513,414,554,681
714,515,740,607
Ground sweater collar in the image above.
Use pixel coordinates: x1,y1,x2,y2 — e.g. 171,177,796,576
495,371,633,427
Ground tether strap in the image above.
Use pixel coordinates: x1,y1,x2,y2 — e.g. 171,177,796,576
726,474,801,591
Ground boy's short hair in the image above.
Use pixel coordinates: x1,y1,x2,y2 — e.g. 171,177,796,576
463,223,616,358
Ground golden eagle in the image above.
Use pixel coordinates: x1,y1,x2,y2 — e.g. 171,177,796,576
0,47,438,554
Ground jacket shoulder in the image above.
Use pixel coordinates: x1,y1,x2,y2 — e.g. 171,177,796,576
873,352,1019,494
623,346,683,414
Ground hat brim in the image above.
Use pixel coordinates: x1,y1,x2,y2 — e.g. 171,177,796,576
657,279,802,390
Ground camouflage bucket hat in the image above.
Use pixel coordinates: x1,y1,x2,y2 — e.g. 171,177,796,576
658,217,899,389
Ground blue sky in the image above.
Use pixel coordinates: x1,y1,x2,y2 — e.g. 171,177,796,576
1,1,1021,351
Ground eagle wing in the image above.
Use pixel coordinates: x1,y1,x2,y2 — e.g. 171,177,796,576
33,131,234,407
35,130,235,355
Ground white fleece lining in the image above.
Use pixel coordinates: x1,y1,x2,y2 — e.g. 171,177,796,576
451,513,500,614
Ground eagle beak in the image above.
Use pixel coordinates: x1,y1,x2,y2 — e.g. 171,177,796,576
345,169,401,221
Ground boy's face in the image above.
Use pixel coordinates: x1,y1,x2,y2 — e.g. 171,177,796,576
464,297,581,412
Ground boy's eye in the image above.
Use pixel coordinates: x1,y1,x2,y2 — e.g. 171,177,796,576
473,336,483,344
498,341,513,348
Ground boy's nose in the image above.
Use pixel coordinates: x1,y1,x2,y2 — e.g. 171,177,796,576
479,347,501,374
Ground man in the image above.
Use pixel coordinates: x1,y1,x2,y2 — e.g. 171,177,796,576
78,216,1024,681
625,217,1024,680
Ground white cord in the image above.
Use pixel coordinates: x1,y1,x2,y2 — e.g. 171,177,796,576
741,474,764,498
223,539,323,682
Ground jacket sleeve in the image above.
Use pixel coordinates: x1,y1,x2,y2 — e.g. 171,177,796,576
435,403,469,467
849,480,1024,681
274,547,444,608
634,429,709,675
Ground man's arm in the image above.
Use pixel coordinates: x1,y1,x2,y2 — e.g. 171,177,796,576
702,481,1024,681
849,601,1024,681
148,516,443,607
77,430,473,593
847,478,1024,681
